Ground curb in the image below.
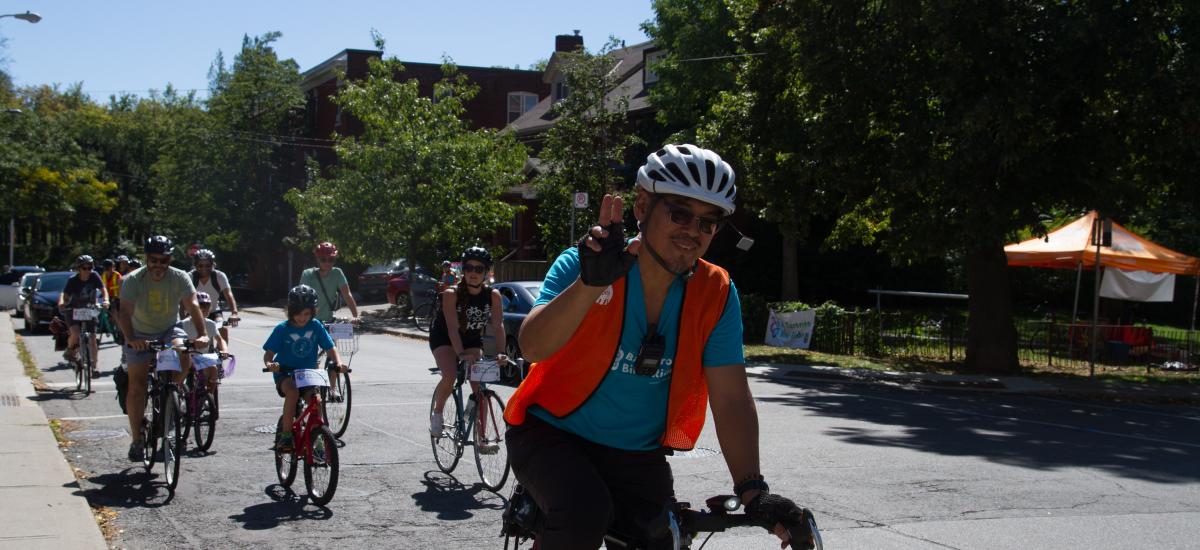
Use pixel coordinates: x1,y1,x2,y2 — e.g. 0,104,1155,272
0,312,108,549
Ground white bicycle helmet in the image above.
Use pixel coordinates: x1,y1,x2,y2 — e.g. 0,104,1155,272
636,144,736,215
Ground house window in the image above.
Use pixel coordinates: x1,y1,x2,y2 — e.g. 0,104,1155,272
554,79,570,102
510,211,521,243
507,92,539,123
644,48,667,86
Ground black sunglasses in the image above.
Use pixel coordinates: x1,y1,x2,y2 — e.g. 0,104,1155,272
79,264,94,270
462,264,488,274
661,200,725,235
146,256,171,266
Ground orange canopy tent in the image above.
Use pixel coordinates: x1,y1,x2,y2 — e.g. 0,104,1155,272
1005,211,1200,372
1005,210,1200,275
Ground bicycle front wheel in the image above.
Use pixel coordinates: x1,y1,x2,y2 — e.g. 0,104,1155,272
473,391,510,491
161,386,184,492
322,368,352,438
431,390,463,473
303,425,339,506
81,338,93,395
193,392,217,452
73,358,84,393
413,302,434,333
274,415,298,487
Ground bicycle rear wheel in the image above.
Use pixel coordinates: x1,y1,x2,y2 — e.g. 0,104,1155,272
303,425,340,506
161,386,184,492
274,415,298,487
413,301,434,332
193,392,217,452
322,367,352,438
140,413,156,471
473,391,510,491
431,390,463,473
142,387,159,471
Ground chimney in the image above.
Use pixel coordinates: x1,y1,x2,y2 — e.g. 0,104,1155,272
555,31,584,53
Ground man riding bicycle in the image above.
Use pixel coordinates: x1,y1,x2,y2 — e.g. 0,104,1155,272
506,145,806,549
117,235,210,462
58,255,108,378
299,242,360,324
188,248,241,343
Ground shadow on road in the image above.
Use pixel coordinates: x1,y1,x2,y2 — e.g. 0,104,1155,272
228,485,333,529
411,471,506,520
760,380,1200,484
31,386,89,401
73,468,175,509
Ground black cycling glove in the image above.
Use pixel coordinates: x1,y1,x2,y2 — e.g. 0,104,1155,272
746,492,811,548
578,221,637,287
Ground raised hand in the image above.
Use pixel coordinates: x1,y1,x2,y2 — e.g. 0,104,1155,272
578,194,641,287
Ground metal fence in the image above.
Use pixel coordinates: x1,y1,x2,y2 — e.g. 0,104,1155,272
805,310,1198,369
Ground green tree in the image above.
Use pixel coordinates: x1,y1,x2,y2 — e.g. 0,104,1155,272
153,32,305,288
646,0,817,301
533,38,642,256
288,54,525,268
741,1,1195,372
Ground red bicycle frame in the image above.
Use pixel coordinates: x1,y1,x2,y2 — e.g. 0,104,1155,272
291,392,326,463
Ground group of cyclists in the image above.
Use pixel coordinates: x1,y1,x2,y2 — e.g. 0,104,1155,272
43,143,816,549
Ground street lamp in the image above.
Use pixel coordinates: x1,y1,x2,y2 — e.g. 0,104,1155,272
0,10,40,269
0,11,42,23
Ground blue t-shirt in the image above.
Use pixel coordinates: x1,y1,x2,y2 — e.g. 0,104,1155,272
262,319,335,371
529,248,745,451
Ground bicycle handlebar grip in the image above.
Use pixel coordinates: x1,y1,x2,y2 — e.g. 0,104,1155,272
261,367,270,373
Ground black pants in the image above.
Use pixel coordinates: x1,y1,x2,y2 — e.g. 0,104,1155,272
506,415,675,550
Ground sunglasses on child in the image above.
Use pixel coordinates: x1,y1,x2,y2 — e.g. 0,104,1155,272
462,264,488,274
660,199,725,235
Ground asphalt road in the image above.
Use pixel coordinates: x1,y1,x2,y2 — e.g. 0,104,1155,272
13,311,1200,550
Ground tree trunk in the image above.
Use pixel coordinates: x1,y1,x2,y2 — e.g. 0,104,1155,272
780,232,799,301
964,244,1020,373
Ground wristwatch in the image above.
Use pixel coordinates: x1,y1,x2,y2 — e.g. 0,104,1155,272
734,475,770,499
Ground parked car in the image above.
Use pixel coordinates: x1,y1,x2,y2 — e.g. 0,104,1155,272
359,259,406,301
23,271,71,333
385,266,438,306
14,272,42,318
485,281,542,360
1,265,44,310
0,265,44,285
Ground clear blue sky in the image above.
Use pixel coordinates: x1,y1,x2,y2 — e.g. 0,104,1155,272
1,0,656,98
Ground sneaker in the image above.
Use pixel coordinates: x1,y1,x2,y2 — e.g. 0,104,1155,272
430,412,444,436
90,368,100,379
128,441,144,462
478,439,500,455
276,432,294,453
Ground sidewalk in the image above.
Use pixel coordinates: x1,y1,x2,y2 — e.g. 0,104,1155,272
0,312,107,549
244,305,1200,402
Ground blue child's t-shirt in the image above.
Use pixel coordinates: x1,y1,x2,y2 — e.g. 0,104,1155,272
262,319,335,371
528,248,745,451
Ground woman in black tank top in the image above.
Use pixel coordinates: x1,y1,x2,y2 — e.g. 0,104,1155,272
428,247,509,436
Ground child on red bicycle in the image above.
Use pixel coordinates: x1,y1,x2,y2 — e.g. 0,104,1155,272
263,284,345,452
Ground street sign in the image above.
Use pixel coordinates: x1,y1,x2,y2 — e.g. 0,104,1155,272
573,192,588,209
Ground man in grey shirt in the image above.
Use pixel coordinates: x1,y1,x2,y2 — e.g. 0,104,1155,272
117,235,209,462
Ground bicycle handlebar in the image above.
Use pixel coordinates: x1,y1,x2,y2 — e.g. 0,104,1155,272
676,504,820,550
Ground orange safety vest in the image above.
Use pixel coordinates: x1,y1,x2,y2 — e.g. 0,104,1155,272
101,270,122,299
504,259,731,451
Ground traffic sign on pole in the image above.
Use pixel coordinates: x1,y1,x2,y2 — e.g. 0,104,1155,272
574,192,588,209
